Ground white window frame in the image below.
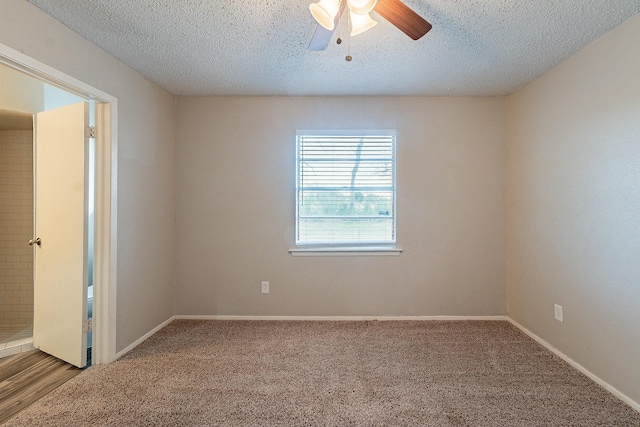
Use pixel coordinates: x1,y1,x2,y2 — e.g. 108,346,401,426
290,130,402,256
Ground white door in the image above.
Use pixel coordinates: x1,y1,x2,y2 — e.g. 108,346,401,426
33,102,89,368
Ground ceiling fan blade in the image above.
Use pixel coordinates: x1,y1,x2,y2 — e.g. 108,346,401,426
374,0,432,40
308,1,347,51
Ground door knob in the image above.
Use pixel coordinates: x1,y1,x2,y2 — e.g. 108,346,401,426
28,237,41,246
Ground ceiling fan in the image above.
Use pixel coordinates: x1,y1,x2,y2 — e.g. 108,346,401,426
308,0,432,51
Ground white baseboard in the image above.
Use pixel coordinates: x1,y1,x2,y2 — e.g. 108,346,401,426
507,318,640,414
174,315,508,321
115,316,175,360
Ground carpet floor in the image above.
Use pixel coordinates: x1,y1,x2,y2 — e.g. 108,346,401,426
4,320,640,426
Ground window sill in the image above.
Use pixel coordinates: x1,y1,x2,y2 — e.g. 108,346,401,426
289,247,403,257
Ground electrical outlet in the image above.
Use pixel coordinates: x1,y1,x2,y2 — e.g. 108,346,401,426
261,281,269,294
554,304,563,322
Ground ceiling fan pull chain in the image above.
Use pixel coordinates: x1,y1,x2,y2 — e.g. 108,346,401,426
336,4,344,45
346,12,353,61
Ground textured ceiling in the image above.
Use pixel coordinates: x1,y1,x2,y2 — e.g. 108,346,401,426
27,0,639,96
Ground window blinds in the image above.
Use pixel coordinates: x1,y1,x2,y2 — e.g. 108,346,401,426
296,133,396,246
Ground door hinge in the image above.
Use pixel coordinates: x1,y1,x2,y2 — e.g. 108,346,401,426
84,318,93,332
85,126,95,139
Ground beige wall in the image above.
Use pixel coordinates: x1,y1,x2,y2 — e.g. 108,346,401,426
0,64,44,113
0,0,177,352
507,14,640,404
0,130,34,326
175,96,507,316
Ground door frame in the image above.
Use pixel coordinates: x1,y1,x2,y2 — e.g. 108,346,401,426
0,42,117,364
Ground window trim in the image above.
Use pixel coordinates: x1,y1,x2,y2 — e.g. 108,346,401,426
293,129,398,253
289,247,403,257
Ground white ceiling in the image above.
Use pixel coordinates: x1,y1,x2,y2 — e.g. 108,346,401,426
27,0,639,96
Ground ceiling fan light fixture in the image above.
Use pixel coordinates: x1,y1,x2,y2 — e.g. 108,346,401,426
350,11,377,36
309,0,341,30
346,0,377,15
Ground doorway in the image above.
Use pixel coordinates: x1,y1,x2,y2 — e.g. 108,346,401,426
0,42,117,365
0,109,34,357
0,97,95,364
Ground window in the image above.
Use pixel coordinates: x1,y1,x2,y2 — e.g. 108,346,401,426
295,131,396,249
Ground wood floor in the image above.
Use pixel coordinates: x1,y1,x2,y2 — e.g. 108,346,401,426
0,350,81,423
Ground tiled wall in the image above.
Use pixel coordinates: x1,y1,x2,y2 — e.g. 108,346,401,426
0,130,34,326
